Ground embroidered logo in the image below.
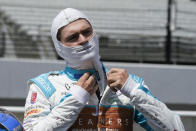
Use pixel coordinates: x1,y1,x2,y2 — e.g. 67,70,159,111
24,109,40,118
30,92,37,104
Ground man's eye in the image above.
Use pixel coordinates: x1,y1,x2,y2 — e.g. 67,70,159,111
66,34,79,42
82,29,92,37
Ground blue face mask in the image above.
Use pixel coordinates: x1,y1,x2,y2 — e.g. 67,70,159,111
0,113,23,131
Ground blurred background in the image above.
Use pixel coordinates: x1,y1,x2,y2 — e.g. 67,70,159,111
0,0,196,130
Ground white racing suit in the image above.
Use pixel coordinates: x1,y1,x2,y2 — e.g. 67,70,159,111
23,66,184,131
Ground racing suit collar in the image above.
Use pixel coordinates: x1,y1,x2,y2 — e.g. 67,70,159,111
64,66,100,81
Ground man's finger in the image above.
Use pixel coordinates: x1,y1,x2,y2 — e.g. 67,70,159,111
110,86,118,92
86,75,96,86
92,84,99,95
78,72,90,83
107,75,118,84
107,69,120,78
107,78,115,85
109,81,121,89
94,84,98,91
87,74,95,81
107,68,119,74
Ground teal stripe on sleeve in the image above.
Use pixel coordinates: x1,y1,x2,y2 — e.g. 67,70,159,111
138,85,153,96
134,109,154,131
138,85,160,101
129,74,143,84
60,93,72,103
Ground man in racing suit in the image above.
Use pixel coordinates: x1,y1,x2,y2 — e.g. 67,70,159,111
23,8,185,131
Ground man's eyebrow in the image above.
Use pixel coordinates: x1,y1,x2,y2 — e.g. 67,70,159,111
67,27,92,35
83,27,92,30
66,32,77,37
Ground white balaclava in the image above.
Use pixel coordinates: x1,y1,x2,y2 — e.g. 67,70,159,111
51,8,107,95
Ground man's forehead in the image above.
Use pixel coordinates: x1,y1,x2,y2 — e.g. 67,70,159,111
61,19,92,34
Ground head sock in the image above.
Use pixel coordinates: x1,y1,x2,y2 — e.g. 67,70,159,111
51,8,107,96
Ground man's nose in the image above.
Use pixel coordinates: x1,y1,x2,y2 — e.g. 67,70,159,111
78,34,88,45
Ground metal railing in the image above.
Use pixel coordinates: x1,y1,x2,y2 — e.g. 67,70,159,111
1,106,196,117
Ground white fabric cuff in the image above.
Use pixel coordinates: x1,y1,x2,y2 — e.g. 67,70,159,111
120,77,140,98
69,85,90,104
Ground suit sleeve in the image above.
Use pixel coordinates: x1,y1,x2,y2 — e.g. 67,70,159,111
120,75,185,131
23,83,90,131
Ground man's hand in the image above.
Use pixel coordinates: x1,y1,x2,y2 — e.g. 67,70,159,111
76,73,98,95
107,68,129,92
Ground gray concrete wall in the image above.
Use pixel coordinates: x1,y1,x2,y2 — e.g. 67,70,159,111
0,58,196,105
